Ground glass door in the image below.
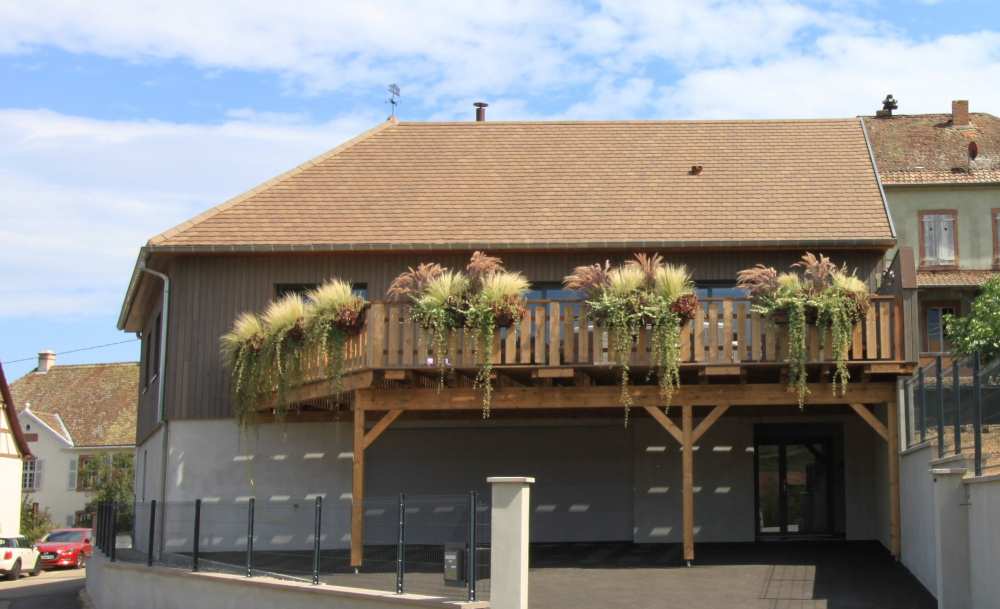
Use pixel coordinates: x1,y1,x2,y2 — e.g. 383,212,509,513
756,440,831,536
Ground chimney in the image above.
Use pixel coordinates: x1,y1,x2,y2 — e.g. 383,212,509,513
474,102,488,122
37,350,55,374
952,100,970,127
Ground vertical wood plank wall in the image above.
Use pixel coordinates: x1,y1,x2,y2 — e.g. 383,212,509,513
140,249,886,440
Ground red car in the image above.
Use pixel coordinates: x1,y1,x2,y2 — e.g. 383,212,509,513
36,528,93,570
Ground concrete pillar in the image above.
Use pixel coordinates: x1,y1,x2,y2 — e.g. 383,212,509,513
932,464,971,609
488,476,534,609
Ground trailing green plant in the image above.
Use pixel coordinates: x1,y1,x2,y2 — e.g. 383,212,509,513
221,312,268,427
305,279,369,395
465,270,529,418
565,254,697,425
221,279,369,426
945,275,1000,361
406,270,470,386
738,253,869,408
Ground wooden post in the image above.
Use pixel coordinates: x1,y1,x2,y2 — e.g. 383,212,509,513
682,404,694,565
887,399,901,559
351,392,367,568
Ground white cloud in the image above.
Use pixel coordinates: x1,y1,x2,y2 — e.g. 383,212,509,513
0,109,378,317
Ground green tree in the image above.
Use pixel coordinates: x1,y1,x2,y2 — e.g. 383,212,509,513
79,452,134,532
20,498,54,543
945,276,1000,362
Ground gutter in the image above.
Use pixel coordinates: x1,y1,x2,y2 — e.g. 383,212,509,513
860,116,897,239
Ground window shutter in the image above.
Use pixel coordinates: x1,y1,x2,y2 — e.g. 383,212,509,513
923,216,938,262
34,459,43,489
939,216,955,262
68,459,78,491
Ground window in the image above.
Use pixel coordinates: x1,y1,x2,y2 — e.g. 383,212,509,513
695,283,747,299
993,209,1000,266
76,455,96,491
22,458,42,491
924,303,958,353
275,282,368,300
526,281,582,301
921,211,957,266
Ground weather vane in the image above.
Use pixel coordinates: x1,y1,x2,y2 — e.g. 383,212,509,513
387,83,400,118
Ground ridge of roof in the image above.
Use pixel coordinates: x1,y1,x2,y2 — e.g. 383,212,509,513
27,361,138,372
147,118,400,246
396,117,860,126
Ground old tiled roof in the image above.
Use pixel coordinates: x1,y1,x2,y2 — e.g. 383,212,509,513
27,411,71,443
916,269,999,287
147,119,893,250
865,113,1000,185
10,363,138,447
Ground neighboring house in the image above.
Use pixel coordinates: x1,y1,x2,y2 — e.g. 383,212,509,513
865,100,1000,365
0,363,32,536
11,352,137,528
117,111,914,568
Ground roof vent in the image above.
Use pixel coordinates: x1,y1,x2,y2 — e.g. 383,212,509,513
875,94,898,118
474,102,488,122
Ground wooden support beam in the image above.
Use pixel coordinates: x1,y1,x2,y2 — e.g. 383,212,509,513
691,404,730,444
849,403,888,441
887,400,901,559
363,409,403,450
532,367,575,379
704,365,741,377
350,393,367,567
682,404,695,564
359,382,897,412
643,406,683,445
257,370,374,410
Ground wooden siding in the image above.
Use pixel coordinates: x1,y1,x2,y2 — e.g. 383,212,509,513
153,249,886,428
137,298,162,443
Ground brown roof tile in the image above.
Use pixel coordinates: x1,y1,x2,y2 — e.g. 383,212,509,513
865,113,1000,185
9,363,138,447
147,119,893,249
917,269,999,287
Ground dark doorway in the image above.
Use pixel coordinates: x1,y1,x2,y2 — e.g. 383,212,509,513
755,425,841,539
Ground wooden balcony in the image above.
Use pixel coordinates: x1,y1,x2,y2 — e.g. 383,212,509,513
316,295,909,394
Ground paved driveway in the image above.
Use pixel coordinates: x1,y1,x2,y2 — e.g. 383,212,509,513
528,541,935,609
0,568,84,609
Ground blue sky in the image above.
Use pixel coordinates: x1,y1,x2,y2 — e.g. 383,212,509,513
2,0,1000,379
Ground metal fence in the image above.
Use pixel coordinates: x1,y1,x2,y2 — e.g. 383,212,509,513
93,492,490,602
902,352,1000,476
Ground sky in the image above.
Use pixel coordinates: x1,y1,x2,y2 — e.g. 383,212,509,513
2,0,1000,379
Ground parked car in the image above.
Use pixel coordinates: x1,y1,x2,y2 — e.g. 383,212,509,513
36,528,93,570
0,536,41,579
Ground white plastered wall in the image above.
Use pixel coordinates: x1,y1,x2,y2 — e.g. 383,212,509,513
0,406,22,535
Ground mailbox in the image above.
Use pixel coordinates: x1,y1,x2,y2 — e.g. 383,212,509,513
443,544,466,585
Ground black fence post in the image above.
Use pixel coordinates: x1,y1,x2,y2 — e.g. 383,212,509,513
973,352,983,477
246,498,255,578
95,503,102,553
147,500,157,567
936,355,945,457
953,360,962,454
110,503,117,562
918,366,927,443
396,493,406,594
467,490,477,602
192,499,201,573
105,502,112,553
312,495,322,585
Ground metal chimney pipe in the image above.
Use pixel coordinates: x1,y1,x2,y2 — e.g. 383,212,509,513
474,102,488,122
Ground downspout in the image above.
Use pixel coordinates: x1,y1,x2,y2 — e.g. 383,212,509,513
137,260,170,558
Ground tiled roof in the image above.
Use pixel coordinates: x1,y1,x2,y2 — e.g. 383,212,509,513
10,363,138,447
916,269,999,287
147,119,893,250
27,411,71,443
865,113,1000,185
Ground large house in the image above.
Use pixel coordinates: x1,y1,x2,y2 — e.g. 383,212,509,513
11,352,137,528
118,112,914,569
865,99,1000,365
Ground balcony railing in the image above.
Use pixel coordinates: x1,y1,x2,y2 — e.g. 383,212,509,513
333,295,905,376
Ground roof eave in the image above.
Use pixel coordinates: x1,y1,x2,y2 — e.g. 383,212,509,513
117,247,148,331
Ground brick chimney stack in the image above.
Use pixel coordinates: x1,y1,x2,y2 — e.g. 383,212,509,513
37,350,55,373
952,100,970,127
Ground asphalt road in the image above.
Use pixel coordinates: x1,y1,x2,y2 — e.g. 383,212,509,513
0,568,84,609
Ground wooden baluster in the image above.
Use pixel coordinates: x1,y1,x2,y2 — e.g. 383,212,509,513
549,302,562,365
851,320,863,361
535,305,547,364
865,305,877,361
504,321,517,365
879,301,891,360
387,305,400,367
578,305,590,364
721,300,733,363
593,325,606,365
735,302,746,363
519,308,532,364
367,303,386,368
707,302,719,362
562,304,575,364
415,325,427,368
693,304,705,362
751,311,762,362
492,330,502,365
401,305,414,367
680,318,692,362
